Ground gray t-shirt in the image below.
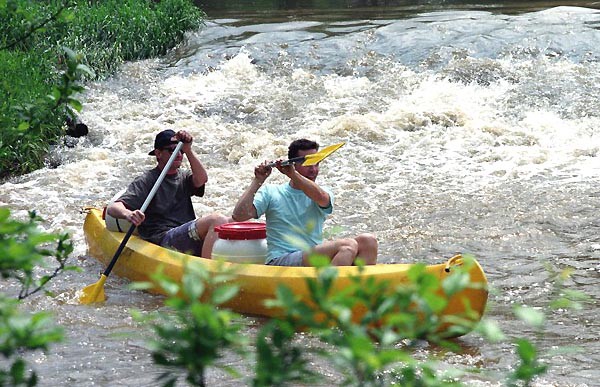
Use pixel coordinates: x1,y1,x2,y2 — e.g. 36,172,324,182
117,168,205,244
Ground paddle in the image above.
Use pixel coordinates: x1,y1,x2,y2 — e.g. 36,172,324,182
79,141,184,304
267,142,345,167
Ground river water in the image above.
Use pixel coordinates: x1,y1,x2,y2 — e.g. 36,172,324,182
1,2,599,386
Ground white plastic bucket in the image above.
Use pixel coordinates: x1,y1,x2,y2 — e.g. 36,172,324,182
212,222,267,264
104,189,135,233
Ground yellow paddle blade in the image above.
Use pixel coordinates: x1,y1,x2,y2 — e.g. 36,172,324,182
79,274,107,304
302,142,345,166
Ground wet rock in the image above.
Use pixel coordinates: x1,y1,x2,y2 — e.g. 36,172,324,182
66,117,89,138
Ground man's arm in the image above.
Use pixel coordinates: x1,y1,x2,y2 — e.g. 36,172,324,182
106,201,145,226
232,162,271,221
185,148,208,188
291,171,330,208
177,130,207,188
279,165,330,208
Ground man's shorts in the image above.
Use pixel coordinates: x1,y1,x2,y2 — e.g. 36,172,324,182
266,250,304,266
160,220,203,256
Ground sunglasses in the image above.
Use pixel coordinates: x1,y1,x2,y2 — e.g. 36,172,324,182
161,146,182,154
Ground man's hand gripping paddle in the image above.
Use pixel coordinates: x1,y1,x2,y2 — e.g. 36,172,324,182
79,141,184,304
267,142,345,167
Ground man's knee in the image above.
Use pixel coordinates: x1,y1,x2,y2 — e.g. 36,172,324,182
355,233,378,264
339,238,359,256
210,212,230,225
203,213,229,225
355,233,378,250
195,213,230,236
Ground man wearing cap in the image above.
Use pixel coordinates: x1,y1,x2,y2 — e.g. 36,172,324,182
106,129,229,258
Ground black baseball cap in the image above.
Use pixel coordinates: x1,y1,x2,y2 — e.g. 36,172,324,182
148,129,177,155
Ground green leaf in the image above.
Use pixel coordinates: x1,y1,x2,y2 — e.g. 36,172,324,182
60,9,75,22
515,338,537,362
129,281,154,291
182,271,205,299
407,263,426,282
307,254,330,268
562,289,590,302
418,273,440,293
422,292,447,313
156,278,180,296
47,87,61,103
442,271,470,296
475,319,506,342
211,284,239,305
62,46,77,61
76,63,95,77
272,285,296,308
514,306,545,329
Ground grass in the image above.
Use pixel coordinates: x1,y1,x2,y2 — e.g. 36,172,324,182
0,0,205,180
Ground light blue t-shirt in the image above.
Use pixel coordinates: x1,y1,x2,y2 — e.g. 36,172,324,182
253,183,334,263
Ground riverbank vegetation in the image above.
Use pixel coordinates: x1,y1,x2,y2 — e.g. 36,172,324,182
0,208,74,385
0,0,204,180
133,256,588,386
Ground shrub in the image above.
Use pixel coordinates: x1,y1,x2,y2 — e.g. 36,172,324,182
0,0,205,179
131,261,246,387
138,256,484,386
0,47,92,179
0,207,75,386
138,255,590,386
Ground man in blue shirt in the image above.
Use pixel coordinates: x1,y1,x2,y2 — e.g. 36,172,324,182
232,139,377,266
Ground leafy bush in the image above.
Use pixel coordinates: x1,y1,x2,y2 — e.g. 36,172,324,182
0,207,75,386
137,255,589,386
131,261,246,387
0,47,92,179
1,0,204,75
254,318,322,386
0,208,75,298
260,256,472,386
56,0,205,75
0,0,205,179
0,295,64,386
138,256,485,386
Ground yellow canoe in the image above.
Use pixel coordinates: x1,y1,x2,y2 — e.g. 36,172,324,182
83,208,488,337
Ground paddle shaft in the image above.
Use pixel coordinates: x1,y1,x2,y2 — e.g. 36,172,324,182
267,155,304,167
103,141,184,277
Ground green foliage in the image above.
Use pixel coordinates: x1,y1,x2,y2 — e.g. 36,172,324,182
137,255,483,386
137,255,590,386
508,339,548,387
253,319,321,386
0,49,56,178
260,257,475,386
0,295,64,386
0,207,76,299
56,0,205,75
131,261,246,387
545,265,591,311
0,0,204,75
475,264,590,387
0,0,74,51
0,46,92,179
0,207,73,386
0,0,205,179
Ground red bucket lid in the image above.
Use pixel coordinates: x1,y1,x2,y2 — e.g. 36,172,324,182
214,222,266,240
